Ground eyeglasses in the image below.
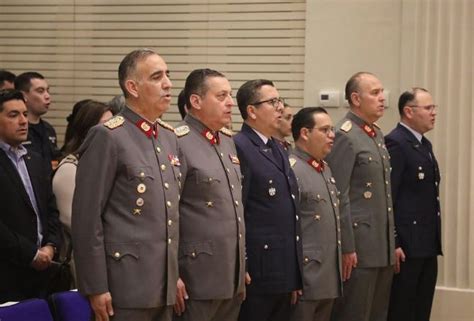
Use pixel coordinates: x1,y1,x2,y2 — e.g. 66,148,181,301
408,104,437,112
308,126,335,135
252,97,285,109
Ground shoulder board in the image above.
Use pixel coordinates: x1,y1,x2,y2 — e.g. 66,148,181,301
373,122,380,129
340,120,352,133
289,157,297,168
220,127,233,137
157,118,174,131
174,125,190,137
104,116,125,130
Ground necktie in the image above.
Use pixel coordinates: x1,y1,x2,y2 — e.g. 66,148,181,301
267,139,283,168
421,136,433,160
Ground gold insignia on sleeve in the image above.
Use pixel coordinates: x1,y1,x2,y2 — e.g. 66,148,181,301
103,116,125,130
289,157,297,168
157,118,175,131
220,127,234,137
340,120,352,132
174,125,190,137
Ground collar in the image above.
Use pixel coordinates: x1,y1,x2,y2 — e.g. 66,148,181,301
185,114,221,145
346,112,377,138
293,146,325,173
400,122,423,143
0,140,28,159
121,107,159,138
251,128,269,144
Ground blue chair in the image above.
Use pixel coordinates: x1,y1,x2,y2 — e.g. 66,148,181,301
0,298,54,321
48,291,92,321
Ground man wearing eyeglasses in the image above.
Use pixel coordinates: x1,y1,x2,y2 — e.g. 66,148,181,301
326,72,395,321
288,107,343,321
234,79,302,321
385,88,441,321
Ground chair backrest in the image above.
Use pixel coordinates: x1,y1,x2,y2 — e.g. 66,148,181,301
48,291,92,321
0,298,54,321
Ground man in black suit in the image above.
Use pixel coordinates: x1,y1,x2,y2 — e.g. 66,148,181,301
234,79,302,321
0,89,61,303
385,87,442,321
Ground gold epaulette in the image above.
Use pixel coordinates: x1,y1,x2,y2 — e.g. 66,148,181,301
157,118,174,131
104,116,125,130
174,125,190,137
289,157,297,168
340,120,352,132
220,127,233,137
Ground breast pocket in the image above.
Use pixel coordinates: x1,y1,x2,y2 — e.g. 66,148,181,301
126,165,155,182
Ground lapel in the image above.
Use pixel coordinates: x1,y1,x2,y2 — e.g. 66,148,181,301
241,123,285,172
397,124,432,162
0,149,36,212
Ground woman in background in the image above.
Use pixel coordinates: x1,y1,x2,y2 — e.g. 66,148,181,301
52,100,112,282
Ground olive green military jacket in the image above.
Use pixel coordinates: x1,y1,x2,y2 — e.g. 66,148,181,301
326,112,395,268
290,147,343,300
72,107,180,308
175,114,245,300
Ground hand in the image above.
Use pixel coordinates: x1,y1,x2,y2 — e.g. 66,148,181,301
239,272,252,301
342,252,357,281
39,245,55,260
394,247,406,274
174,278,189,316
89,292,114,321
31,250,52,271
290,289,303,305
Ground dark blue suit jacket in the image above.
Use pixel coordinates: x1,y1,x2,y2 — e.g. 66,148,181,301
234,123,302,294
385,124,442,258
0,148,61,302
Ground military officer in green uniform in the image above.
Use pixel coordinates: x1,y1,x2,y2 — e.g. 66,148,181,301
72,49,180,321
326,72,395,321
173,69,246,321
288,107,343,321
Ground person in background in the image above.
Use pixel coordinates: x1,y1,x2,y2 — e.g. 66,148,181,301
0,89,61,303
61,99,92,153
15,72,61,170
289,107,342,321
0,69,16,90
177,89,188,120
108,94,126,115
53,100,112,274
274,102,293,153
386,88,442,321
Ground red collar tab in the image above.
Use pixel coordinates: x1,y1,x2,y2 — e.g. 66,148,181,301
136,119,158,138
361,124,376,138
308,158,324,173
201,129,219,145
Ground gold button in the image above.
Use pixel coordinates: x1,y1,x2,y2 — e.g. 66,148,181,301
269,180,273,184
338,228,341,232
168,219,172,226
304,257,309,263
338,240,341,245
137,183,146,193
314,214,320,220
235,200,239,206
226,168,230,173
168,238,172,244
388,207,392,212
413,221,417,225
296,235,300,242
220,152,224,157
206,201,213,207
161,164,166,171
156,146,161,153
178,172,182,178
238,217,241,222
164,182,169,189
231,184,234,189
291,194,295,199
114,252,120,258
368,156,373,161
139,172,145,178
385,180,389,185
437,212,440,216
353,222,358,227
239,233,242,239
296,215,299,221
166,201,172,208
264,244,269,250
191,251,196,258
136,198,144,207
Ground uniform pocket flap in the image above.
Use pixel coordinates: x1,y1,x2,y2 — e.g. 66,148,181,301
303,248,323,264
179,240,214,259
126,166,155,180
352,214,371,227
105,242,140,261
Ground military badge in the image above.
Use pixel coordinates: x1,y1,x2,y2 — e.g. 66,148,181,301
268,187,276,196
364,191,372,199
168,154,181,166
229,154,240,165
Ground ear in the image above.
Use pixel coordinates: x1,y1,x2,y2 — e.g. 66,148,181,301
125,79,139,99
247,105,257,120
300,127,310,141
350,92,360,107
403,105,414,119
189,93,201,110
